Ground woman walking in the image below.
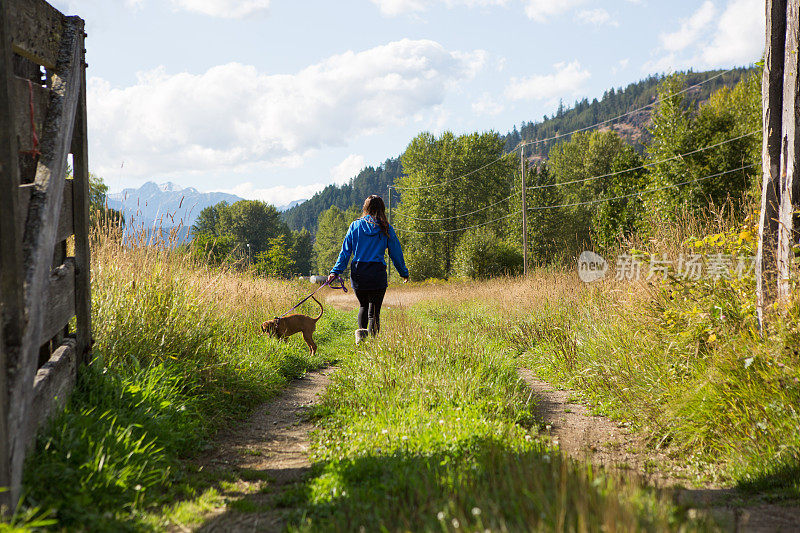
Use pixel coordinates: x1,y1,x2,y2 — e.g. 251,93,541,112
327,195,409,343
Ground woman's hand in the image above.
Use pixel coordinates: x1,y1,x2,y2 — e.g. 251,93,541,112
327,273,337,284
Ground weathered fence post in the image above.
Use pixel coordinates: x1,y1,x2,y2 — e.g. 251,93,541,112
777,0,800,303
0,1,24,513
757,0,800,327
0,0,91,509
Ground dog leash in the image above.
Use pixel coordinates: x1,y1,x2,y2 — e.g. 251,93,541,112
275,275,347,320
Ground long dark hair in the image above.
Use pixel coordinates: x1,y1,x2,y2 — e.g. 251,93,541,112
362,195,390,236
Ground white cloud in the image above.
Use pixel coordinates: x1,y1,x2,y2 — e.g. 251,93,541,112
88,39,486,181
659,1,716,52
472,93,504,116
370,0,428,16
577,8,618,27
170,0,270,18
210,182,325,206
612,57,630,75
370,0,507,16
523,0,587,22
701,0,764,65
505,61,590,101
330,155,366,185
645,0,763,72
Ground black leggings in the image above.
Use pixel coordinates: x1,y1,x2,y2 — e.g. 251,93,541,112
355,288,386,335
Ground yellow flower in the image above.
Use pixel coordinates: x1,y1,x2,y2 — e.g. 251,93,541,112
739,230,753,243
707,333,717,343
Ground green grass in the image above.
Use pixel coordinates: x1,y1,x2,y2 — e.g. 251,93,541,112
17,248,351,531
492,274,800,496
287,304,704,532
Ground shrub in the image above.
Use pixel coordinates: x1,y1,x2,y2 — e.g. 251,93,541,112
453,231,523,279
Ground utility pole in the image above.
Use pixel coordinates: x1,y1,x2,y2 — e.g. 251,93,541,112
520,144,528,276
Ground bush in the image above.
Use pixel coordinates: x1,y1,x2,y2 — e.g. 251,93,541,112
453,231,523,279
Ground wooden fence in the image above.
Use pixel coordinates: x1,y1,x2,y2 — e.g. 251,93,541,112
0,0,91,509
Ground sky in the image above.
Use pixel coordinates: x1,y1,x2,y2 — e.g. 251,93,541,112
49,0,765,205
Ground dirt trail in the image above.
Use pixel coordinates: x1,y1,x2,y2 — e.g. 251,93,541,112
188,369,332,532
519,369,800,532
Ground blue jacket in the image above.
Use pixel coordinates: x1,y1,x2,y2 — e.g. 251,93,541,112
331,216,409,278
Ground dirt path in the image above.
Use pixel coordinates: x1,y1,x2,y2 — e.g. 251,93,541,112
519,369,800,532
187,369,332,532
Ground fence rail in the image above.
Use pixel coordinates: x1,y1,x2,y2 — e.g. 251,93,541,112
0,0,91,510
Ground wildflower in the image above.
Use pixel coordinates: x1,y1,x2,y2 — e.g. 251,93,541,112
472,507,481,516
437,512,445,521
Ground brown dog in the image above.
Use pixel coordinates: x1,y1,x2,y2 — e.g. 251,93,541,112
261,296,323,355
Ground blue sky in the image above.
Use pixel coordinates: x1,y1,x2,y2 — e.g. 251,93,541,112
50,0,764,205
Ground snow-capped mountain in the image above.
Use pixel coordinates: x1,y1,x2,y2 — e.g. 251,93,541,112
107,181,244,237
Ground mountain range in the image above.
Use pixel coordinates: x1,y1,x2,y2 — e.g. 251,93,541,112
107,182,245,237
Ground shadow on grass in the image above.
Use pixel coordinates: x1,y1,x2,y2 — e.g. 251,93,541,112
198,435,704,533
736,460,800,500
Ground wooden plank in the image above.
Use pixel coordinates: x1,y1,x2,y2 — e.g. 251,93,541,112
12,75,48,154
70,41,91,364
30,337,77,436
0,2,23,512
39,258,74,347
6,0,65,70
778,0,800,302
757,0,787,326
0,303,8,514
5,16,83,506
17,179,74,244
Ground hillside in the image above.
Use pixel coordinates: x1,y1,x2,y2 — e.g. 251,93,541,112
282,68,753,233
504,67,753,157
282,158,402,232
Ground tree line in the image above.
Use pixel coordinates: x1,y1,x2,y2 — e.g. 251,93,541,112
387,70,760,280
190,200,312,277
99,68,758,281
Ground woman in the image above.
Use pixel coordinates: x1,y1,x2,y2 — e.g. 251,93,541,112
327,195,409,343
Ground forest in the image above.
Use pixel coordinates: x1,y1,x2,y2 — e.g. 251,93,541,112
187,68,758,281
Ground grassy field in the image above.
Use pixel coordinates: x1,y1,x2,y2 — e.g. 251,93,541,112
16,234,350,530
8,208,800,531
285,298,705,531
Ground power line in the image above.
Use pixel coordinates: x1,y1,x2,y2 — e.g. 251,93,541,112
395,209,522,235
519,69,737,149
390,151,517,191
392,163,757,235
393,132,758,223
526,130,760,191
390,69,738,192
528,163,757,211
392,190,520,221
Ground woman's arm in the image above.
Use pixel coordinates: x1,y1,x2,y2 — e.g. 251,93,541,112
387,226,409,279
330,224,354,276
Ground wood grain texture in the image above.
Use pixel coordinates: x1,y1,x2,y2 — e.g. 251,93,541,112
6,0,64,70
778,0,800,302
757,0,787,325
0,2,23,513
40,258,75,347
30,338,77,438
6,15,83,505
12,75,48,154
18,180,74,244
70,42,91,363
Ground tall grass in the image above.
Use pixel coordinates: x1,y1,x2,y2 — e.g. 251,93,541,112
19,220,348,529
381,205,800,498
288,307,706,532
